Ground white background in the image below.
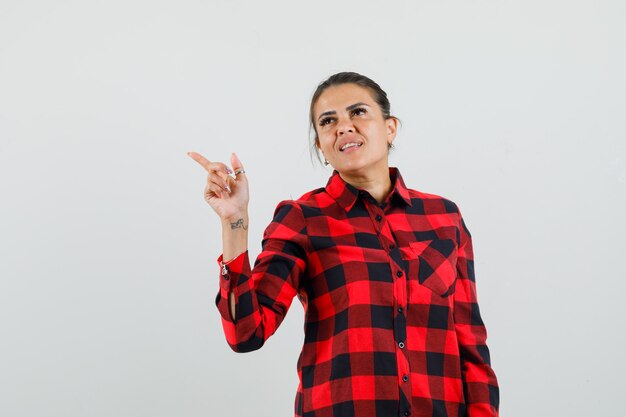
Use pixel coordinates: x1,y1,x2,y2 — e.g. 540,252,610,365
1,1,624,416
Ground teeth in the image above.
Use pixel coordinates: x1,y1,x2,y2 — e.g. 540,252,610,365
341,142,362,151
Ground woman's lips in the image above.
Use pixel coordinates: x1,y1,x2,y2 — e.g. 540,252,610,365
340,143,363,153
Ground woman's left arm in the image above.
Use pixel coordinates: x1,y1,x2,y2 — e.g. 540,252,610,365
453,207,500,416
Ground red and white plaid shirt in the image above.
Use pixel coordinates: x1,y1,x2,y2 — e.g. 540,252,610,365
215,167,499,417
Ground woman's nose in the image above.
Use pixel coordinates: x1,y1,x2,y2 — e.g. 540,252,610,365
336,118,355,135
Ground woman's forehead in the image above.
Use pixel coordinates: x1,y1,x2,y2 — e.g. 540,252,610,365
314,84,376,114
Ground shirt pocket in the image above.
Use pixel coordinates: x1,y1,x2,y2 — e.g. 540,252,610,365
406,238,458,298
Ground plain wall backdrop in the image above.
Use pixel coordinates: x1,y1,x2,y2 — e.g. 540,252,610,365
1,0,624,416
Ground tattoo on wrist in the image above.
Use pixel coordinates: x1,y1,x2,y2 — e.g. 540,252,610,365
230,218,248,230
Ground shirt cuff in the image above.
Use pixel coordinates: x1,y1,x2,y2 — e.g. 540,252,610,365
217,251,248,288
214,250,249,323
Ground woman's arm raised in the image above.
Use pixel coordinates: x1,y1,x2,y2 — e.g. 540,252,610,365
187,151,249,320
188,151,307,353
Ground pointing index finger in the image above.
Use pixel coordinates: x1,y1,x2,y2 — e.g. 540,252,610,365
187,151,212,171
187,151,231,175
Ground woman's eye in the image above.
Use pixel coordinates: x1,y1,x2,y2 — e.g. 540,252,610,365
319,109,364,126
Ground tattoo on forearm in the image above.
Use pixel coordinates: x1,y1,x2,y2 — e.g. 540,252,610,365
230,218,248,230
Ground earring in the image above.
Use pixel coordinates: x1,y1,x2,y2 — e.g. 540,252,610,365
324,159,330,166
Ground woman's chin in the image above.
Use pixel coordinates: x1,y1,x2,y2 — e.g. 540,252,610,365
335,160,365,172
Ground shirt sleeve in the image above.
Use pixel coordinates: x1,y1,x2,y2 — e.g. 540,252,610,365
214,199,308,353
452,207,500,416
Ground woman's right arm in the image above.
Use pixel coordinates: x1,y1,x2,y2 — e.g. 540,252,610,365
188,151,308,353
187,151,250,321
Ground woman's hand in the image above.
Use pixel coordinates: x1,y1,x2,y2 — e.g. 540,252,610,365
187,151,249,222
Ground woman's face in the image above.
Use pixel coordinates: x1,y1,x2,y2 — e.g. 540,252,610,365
313,83,397,176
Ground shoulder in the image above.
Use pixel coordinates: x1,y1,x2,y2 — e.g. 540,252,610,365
269,186,325,222
270,186,328,218
263,198,308,241
406,185,462,215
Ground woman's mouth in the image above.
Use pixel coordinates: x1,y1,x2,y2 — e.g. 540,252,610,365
340,142,363,152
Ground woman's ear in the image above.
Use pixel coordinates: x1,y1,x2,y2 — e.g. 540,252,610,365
386,117,398,140
315,139,325,158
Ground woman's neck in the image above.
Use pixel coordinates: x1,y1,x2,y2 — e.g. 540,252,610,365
339,165,392,205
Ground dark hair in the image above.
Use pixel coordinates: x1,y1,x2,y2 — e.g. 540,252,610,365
308,71,402,166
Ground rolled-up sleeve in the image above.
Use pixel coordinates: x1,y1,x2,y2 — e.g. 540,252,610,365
214,200,309,353
453,207,500,416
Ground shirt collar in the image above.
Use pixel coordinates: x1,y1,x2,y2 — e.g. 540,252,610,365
325,166,413,212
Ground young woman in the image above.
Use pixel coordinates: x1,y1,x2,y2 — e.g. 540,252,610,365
188,72,500,417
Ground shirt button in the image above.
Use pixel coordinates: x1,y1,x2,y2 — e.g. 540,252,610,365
398,307,403,313
398,341,405,349
402,374,409,382
404,410,410,416
375,214,382,221
396,271,403,277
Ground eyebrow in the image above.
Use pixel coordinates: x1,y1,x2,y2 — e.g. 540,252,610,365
317,102,370,122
